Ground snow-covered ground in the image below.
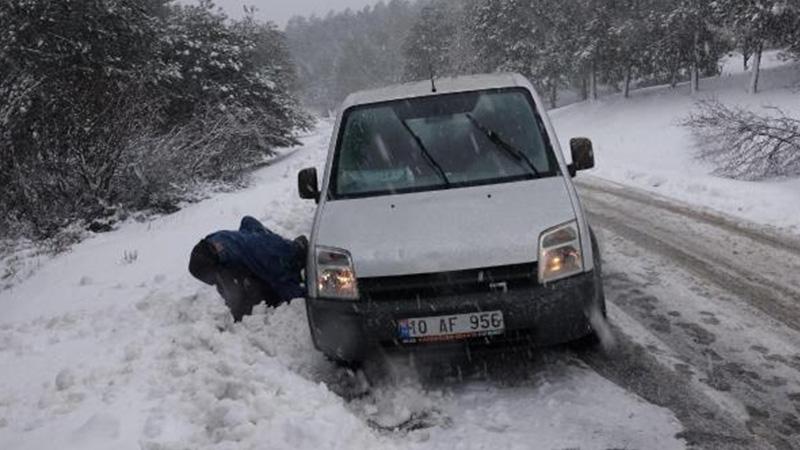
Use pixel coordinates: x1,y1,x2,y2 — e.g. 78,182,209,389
5,52,799,450
0,122,686,449
551,51,800,235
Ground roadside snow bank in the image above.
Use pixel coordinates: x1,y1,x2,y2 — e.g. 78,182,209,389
551,51,800,235
0,123,385,450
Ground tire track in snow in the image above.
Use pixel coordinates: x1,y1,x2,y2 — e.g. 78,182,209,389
578,180,800,449
574,326,760,449
581,187,800,334
577,175,800,255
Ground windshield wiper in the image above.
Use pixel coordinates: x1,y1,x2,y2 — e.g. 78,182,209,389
399,118,451,187
465,114,542,178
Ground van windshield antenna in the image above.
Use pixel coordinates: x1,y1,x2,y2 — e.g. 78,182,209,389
428,63,437,93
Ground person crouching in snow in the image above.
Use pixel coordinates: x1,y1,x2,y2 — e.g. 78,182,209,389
188,216,308,321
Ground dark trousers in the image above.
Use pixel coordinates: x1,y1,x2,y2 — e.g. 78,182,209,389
189,240,281,321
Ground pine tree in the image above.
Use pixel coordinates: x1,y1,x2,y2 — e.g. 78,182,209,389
402,3,455,81
571,0,617,100
659,1,724,93
285,0,419,111
777,3,800,60
714,0,798,93
608,0,663,97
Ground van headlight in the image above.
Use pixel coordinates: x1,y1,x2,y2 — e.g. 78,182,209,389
316,246,359,300
538,221,584,284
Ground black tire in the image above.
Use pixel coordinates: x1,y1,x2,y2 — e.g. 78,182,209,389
569,329,601,351
328,364,371,400
589,227,607,317
326,356,363,371
570,227,607,352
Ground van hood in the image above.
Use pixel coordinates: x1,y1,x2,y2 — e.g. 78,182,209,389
315,177,577,278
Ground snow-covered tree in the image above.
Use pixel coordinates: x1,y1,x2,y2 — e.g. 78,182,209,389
777,3,800,61
0,0,309,238
0,0,169,234
162,3,310,153
606,0,668,97
714,0,798,93
403,3,455,81
653,1,727,93
285,0,419,112
569,0,617,100
464,0,573,107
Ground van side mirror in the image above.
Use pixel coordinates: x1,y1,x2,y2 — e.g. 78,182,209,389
568,137,595,177
298,167,320,202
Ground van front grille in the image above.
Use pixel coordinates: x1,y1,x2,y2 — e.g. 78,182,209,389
358,262,538,302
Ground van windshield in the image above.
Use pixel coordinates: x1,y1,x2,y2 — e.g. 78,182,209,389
331,88,561,199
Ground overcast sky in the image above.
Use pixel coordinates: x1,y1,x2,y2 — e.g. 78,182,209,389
212,0,382,27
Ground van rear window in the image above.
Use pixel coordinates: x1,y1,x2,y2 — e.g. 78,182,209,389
331,88,560,199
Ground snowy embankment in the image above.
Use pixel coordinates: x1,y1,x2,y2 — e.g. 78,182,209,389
0,122,685,449
551,51,800,235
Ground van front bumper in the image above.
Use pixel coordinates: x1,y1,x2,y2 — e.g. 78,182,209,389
305,270,601,362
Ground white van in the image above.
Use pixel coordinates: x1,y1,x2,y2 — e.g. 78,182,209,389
297,73,605,363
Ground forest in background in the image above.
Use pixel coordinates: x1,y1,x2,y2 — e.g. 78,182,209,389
1,0,311,241
286,0,800,112
2,0,800,243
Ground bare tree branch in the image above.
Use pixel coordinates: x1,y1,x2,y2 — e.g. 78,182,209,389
683,100,800,180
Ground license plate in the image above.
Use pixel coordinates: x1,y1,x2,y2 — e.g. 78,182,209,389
397,311,505,343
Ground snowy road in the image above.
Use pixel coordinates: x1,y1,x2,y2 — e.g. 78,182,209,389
2,122,800,449
576,176,800,449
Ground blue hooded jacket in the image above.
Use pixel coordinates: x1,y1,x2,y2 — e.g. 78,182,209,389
205,216,306,303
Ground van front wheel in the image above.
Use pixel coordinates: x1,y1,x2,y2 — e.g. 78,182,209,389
571,227,608,351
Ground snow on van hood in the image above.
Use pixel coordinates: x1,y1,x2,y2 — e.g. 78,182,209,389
315,177,577,278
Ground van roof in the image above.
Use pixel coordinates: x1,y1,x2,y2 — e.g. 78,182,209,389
341,73,532,110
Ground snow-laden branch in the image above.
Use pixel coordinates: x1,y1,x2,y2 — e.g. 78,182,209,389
684,100,800,180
